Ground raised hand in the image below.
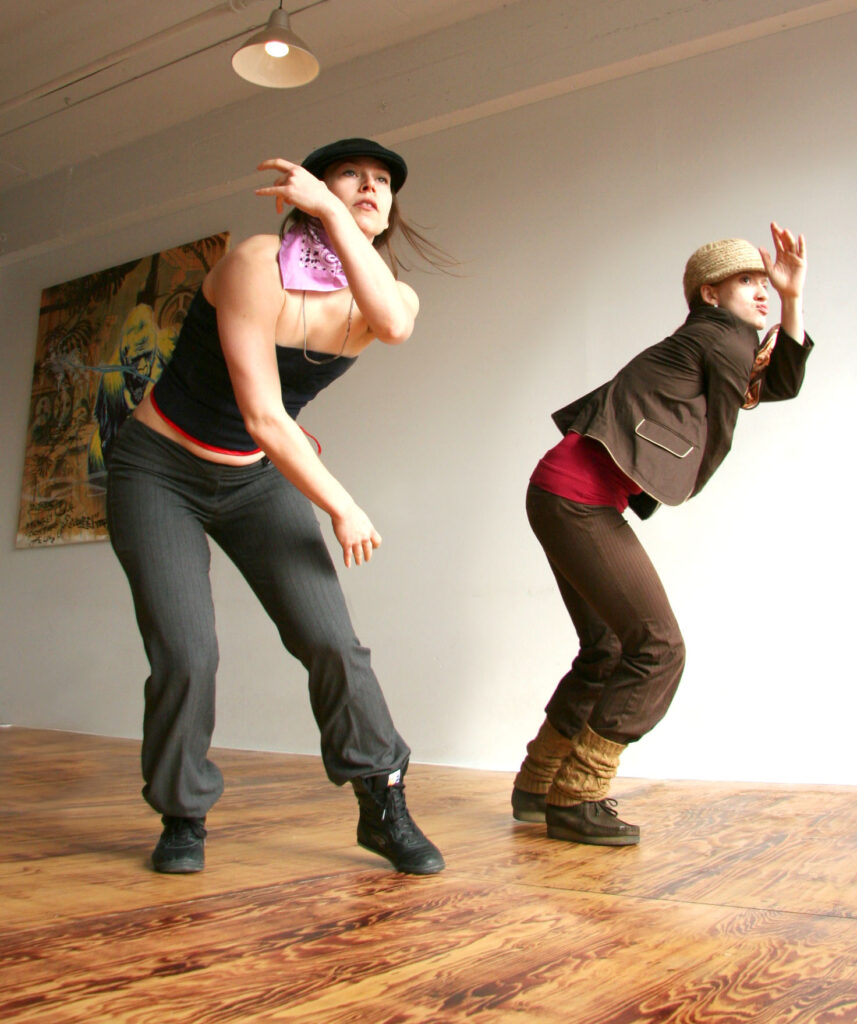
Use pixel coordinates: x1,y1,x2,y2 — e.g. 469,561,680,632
759,221,807,301
255,158,335,218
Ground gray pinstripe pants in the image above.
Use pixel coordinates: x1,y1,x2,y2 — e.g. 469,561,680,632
526,483,686,745
107,418,409,819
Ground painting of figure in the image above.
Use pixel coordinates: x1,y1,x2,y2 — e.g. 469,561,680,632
17,232,230,547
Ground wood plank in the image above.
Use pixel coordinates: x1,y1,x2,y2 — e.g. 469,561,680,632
3,728,857,1024
3,873,856,1023
473,778,857,918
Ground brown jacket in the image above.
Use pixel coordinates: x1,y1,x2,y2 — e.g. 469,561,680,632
551,306,813,518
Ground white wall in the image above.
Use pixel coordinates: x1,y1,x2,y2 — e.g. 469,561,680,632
2,1,856,785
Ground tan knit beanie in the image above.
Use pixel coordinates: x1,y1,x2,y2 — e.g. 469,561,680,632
683,238,765,306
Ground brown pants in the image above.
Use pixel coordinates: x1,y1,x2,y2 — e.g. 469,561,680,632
526,484,685,745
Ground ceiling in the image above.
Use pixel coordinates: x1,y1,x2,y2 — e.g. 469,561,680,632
0,0,510,195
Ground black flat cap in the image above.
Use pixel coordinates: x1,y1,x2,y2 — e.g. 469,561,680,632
302,137,408,192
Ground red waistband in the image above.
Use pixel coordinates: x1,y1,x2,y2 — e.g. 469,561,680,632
150,394,322,456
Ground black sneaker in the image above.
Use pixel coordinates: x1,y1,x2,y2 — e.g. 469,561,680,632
353,771,445,875
545,798,640,846
511,787,547,822
152,815,207,873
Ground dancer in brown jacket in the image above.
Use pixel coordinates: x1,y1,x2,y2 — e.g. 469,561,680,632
512,223,811,846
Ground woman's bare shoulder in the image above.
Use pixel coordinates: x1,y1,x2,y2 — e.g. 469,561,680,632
226,233,281,266
206,234,281,301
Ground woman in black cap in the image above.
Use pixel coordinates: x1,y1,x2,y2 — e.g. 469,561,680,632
511,223,812,847
107,138,445,875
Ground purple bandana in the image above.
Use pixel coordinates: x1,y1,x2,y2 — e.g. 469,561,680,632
278,220,349,291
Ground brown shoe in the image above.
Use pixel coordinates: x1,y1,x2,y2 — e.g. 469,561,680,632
511,787,546,822
546,798,640,846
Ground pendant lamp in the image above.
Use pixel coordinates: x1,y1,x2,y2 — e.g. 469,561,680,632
232,4,319,88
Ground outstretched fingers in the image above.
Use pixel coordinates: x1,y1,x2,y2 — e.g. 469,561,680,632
256,157,298,173
770,220,806,260
765,221,807,301
254,158,301,213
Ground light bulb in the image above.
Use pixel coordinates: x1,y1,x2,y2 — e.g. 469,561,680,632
265,40,290,58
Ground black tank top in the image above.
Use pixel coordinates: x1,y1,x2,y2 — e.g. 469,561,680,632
151,288,356,453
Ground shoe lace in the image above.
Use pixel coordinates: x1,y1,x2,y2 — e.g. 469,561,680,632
381,784,421,842
593,798,619,818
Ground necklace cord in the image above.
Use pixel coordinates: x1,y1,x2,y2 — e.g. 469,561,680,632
302,290,355,364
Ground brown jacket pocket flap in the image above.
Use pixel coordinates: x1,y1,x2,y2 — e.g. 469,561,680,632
635,419,695,458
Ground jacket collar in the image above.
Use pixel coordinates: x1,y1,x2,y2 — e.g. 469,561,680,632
685,303,760,342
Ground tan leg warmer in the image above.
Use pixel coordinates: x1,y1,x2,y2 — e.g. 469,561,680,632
547,723,626,806
513,718,575,795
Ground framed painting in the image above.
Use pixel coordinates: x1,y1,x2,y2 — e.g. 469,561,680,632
16,231,230,547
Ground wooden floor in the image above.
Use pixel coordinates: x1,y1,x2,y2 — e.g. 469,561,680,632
1,729,856,1023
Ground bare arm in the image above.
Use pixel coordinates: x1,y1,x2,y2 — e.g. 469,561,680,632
209,237,380,568
255,158,418,344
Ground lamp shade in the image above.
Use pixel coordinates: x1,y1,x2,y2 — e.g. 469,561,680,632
232,8,319,88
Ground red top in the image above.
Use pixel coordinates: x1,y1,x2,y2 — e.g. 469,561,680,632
530,432,641,512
